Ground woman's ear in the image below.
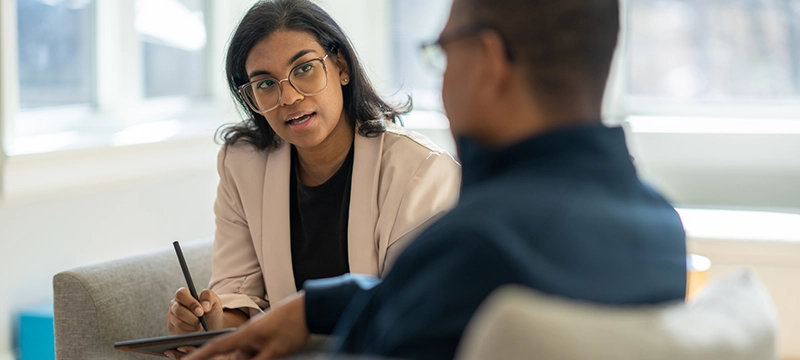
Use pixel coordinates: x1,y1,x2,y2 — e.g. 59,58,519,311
334,48,351,85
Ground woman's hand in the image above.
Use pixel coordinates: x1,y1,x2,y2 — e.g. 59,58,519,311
167,288,226,334
184,293,310,360
164,346,196,359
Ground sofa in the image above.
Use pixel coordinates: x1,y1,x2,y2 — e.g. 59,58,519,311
53,238,216,359
456,269,778,360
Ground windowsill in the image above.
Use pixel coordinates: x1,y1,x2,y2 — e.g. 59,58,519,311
624,114,800,171
681,207,800,276
627,115,800,135
1,103,235,204
7,99,232,156
2,132,222,204
678,208,800,243
622,115,800,209
0,108,456,204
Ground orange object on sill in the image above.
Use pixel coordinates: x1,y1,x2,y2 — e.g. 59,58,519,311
686,254,711,300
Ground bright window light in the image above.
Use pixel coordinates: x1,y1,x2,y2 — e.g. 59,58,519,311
677,208,800,242
136,0,208,99
16,0,95,109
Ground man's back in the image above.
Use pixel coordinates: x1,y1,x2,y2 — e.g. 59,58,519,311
331,125,687,359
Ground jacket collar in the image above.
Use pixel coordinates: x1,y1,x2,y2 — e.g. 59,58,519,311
457,123,634,190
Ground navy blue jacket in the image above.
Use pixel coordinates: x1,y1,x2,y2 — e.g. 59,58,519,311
304,124,687,360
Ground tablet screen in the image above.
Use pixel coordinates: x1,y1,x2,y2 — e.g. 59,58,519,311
114,328,236,357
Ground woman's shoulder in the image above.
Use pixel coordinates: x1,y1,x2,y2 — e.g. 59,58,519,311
217,139,271,170
380,122,451,159
369,123,460,180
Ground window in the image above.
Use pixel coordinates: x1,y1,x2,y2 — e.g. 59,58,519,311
621,0,800,115
615,0,800,210
17,0,95,109
6,0,224,155
387,0,800,209
137,0,208,99
1,0,244,200
390,0,452,110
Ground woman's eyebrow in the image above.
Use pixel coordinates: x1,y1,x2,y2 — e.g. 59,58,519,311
247,49,319,79
288,49,318,66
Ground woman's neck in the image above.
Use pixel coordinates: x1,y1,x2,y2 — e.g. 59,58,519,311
295,118,354,186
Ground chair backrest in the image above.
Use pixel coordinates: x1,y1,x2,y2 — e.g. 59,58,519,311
53,238,213,360
456,269,778,360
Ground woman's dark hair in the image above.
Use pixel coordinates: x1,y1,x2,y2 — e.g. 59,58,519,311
219,0,409,150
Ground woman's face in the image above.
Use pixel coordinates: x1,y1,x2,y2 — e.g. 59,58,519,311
244,30,351,150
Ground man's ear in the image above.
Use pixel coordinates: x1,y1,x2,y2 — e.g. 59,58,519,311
334,48,351,84
479,30,512,97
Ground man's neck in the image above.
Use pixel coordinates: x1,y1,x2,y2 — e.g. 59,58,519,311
295,119,354,186
472,89,601,148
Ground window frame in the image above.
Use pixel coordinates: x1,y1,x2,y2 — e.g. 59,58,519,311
601,0,800,210
0,0,252,202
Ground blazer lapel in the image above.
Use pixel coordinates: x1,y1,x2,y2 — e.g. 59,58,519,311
349,131,382,276
261,141,297,303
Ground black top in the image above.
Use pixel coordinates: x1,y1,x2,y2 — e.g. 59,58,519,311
303,124,687,359
290,144,355,291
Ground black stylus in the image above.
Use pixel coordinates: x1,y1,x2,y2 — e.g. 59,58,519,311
173,241,209,331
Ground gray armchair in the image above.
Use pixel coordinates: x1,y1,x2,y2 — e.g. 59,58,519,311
53,238,214,359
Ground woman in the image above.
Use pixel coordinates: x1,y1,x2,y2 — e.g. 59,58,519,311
166,0,460,337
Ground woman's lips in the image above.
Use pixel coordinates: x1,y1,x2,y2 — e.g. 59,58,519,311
286,112,316,131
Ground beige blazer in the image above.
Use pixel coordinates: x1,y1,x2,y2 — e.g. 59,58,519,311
208,124,461,315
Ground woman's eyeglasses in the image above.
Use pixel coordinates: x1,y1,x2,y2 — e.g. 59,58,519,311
238,53,332,114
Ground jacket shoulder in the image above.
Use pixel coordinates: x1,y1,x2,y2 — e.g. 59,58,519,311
218,140,270,169
381,123,453,163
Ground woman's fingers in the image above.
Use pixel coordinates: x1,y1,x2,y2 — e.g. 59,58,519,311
169,299,202,327
177,346,197,353
198,289,220,313
165,346,198,359
174,288,204,316
165,349,183,359
170,299,201,325
168,288,211,334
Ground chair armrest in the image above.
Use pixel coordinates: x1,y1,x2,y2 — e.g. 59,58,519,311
53,238,213,360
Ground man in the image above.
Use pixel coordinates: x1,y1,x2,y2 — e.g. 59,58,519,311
186,0,686,359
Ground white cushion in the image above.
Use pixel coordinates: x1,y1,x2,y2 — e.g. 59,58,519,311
456,269,777,360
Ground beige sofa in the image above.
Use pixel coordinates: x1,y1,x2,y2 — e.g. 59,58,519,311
457,269,779,360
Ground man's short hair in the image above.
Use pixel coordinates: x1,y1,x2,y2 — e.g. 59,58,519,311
459,0,620,110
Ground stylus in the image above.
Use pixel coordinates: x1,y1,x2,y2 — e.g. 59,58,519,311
173,241,209,331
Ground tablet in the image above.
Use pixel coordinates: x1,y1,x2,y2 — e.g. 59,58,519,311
114,328,236,357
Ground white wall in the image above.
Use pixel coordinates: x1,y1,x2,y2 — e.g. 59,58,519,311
0,152,220,359
313,0,393,94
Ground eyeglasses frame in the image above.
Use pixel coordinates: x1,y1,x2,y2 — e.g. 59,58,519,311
420,23,514,72
237,52,333,114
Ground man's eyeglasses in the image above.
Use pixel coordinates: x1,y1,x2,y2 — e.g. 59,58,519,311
420,23,511,73
238,52,332,114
